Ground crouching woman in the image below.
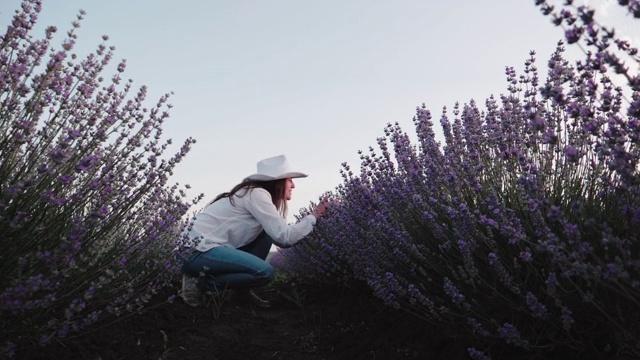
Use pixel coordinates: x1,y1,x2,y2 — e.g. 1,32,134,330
178,155,330,308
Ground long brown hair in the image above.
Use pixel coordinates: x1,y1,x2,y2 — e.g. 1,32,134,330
210,179,288,217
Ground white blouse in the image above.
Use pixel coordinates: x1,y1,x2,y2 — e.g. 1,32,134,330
187,187,316,252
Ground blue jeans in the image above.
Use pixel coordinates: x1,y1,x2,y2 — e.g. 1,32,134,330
181,231,275,292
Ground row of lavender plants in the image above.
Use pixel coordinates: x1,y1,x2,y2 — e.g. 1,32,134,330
275,1,640,358
0,1,200,357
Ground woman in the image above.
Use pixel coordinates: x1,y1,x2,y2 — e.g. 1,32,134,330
179,154,330,308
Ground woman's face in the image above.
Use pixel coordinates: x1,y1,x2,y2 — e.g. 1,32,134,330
284,178,295,201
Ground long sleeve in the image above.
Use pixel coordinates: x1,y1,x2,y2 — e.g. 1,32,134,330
244,189,316,247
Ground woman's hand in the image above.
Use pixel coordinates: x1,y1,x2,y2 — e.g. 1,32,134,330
312,197,338,218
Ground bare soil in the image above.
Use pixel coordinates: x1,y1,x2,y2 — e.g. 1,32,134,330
16,277,476,360
20,275,623,360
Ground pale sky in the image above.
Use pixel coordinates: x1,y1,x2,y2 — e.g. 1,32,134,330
1,1,637,221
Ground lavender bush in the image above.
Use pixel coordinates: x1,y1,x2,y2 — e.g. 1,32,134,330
0,1,200,356
277,1,640,357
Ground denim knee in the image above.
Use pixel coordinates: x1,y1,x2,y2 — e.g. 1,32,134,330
256,263,275,285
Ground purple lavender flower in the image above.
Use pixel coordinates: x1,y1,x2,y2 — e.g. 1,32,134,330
519,251,533,262
467,317,489,337
498,322,525,346
525,292,548,318
563,146,581,163
75,155,99,172
467,347,490,360
487,252,499,265
560,306,575,331
565,26,583,44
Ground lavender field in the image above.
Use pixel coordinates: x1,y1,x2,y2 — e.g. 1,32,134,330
273,1,640,358
2,1,640,359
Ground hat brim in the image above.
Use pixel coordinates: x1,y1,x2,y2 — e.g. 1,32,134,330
243,172,308,182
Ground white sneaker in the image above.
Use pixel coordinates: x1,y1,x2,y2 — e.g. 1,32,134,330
180,274,201,307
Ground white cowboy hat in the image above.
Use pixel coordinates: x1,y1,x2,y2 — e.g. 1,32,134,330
243,155,308,182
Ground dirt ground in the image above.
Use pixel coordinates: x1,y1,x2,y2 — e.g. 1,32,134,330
14,275,632,360
16,276,477,360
